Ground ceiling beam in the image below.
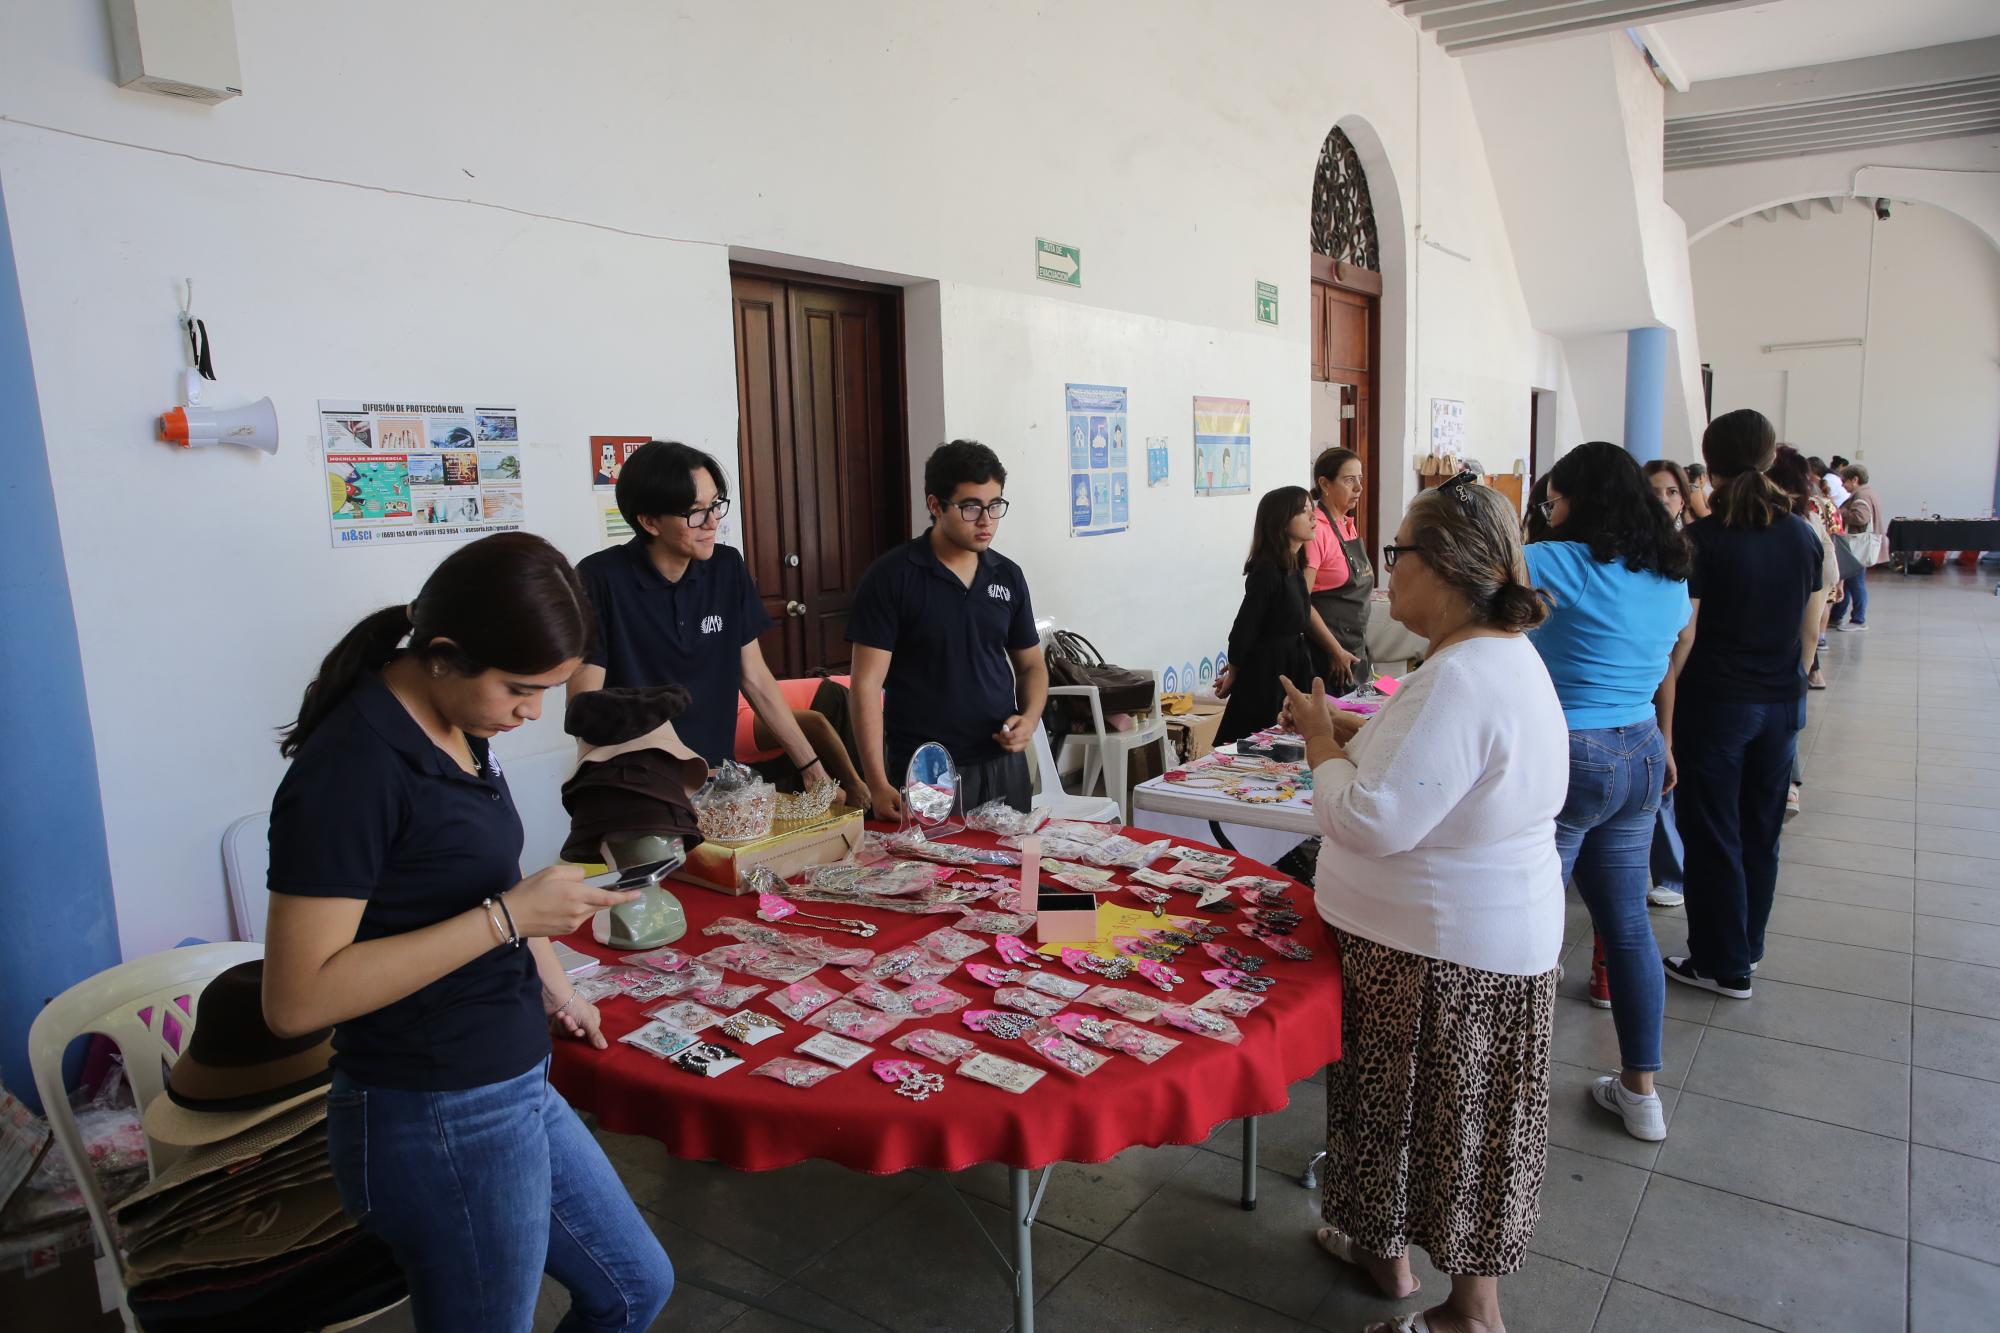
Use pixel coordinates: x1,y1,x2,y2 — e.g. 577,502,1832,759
1385,0,1759,55
1785,200,1812,221
1667,117,2000,168
1667,35,2000,119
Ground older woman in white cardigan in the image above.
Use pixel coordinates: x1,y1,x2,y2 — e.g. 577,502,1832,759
1288,476,1569,1333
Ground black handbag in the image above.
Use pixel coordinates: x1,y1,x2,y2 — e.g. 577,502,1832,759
1044,630,1156,725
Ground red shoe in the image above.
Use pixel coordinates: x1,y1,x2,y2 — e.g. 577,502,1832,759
1588,936,1612,1010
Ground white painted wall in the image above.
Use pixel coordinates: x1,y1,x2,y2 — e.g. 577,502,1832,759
1692,202,2000,522
1,0,1564,952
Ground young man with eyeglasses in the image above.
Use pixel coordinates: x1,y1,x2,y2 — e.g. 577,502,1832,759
572,441,829,785
848,440,1048,817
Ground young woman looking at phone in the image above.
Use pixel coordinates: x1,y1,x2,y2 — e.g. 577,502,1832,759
261,532,673,1333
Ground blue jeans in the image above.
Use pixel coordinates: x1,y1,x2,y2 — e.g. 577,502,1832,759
1554,722,1667,1073
1651,788,1685,892
327,1059,673,1333
1673,695,1803,979
1831,566,1868,626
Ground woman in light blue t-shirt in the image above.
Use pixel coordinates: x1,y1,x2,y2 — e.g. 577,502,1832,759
1526,442,1693,1144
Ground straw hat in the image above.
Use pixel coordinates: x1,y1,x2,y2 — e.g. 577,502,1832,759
141,961,334,1148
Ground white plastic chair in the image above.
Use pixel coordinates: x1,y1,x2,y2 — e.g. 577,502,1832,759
1049,682,1175,824
222,812,271,942
1028,722,1120,823
27,942,263,1328
28,943,403,1331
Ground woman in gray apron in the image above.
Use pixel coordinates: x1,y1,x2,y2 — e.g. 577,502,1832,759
1306,447,1374,690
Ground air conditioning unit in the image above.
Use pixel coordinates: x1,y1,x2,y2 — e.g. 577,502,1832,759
107,0,242,104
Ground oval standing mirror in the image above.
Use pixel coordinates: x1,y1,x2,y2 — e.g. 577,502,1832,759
900,741,964,840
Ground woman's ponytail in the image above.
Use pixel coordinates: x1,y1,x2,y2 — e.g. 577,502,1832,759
278,605,413,757
1710,470,1790,530
1487,580,1552,632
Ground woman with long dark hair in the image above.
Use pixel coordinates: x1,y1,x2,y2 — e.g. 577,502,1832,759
262,533,674,1333
1217,485,1315,745
1668,412,1826,1000
1303,447,1372,688
1637,459,1695,912
1529,443,1692,1141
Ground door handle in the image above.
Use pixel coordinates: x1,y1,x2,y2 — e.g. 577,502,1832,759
785,600,807,618
786,553,800,568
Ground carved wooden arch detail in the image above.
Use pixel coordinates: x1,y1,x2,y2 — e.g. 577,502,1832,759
1311,127,1380,272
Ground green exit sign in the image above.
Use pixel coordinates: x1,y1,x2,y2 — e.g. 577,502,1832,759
1037,238,1081,286
1256,280,1279,325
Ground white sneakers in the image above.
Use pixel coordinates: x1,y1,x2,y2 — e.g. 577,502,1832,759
1647,884,1685,908
1591,1075,1667,1141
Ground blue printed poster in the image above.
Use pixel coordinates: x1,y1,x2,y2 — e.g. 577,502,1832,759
1065,383,1129,538
1146,435,1170,487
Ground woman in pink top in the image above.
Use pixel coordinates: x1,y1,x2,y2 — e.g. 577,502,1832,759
1306,447,1373,689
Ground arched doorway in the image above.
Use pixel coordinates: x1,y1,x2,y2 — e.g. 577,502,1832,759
1310,126,1383,553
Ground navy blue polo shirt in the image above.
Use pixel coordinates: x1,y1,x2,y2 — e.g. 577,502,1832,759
847,531,1039,765
576,538,771,764
267,672,545,1092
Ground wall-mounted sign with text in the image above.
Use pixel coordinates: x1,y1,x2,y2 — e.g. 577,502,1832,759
1037,237,1081,287
1256,281,1279,325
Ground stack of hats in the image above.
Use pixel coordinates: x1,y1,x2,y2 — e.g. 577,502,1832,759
561,686,709,863
112,962,404,1332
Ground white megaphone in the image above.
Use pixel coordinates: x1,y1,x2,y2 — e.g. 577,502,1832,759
158,397,280,454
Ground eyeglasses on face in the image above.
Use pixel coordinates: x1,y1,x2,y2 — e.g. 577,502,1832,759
950,498,1011,521
1536,498,1558,521
675,498,731,528
1382,544,1423,570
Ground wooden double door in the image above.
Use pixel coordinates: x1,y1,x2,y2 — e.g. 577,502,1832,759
731,270,908,677
1311,257,1381,551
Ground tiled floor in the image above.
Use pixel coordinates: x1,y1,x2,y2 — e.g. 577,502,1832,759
412,569,2000,1332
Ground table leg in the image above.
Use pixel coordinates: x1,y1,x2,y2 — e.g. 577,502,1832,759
1241,1116,1259,1210
1012,1166,1035,1333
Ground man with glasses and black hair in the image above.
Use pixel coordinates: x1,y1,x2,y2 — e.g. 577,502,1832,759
572,440,830,787
848,440,1047,817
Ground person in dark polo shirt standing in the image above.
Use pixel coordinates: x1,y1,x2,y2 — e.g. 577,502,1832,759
848,440,1048,816
262,533,672,1332
571,441,847,800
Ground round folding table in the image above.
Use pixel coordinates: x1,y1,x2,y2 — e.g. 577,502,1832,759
550,829,1340,1333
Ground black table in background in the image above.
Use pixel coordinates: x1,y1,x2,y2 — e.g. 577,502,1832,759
1885,518,2000,555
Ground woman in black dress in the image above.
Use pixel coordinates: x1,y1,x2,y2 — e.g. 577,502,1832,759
1217,485,1316,745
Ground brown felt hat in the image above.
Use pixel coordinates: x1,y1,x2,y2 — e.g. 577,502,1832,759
565,685,693,747
141,961,335,1148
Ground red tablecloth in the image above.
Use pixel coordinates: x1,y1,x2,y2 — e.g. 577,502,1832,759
550,829,1340,1174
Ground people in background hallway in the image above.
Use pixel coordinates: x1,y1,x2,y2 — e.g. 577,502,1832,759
263,533,674,1333
1667,411,1825,1000
1528,444,1693,1142
1303,447,1373,691
1639,459,1695,912
1217,485,1316,745
1294,473,1567,1333
1832,463,1886,631
848,441,1047,816
1683,462,1712,520
1768,446,1841,692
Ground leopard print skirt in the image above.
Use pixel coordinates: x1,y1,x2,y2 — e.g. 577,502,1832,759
1321,928,1558,1277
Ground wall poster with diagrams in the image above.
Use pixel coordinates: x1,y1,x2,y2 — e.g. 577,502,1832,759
319,400,524,549
1066,383,1129,537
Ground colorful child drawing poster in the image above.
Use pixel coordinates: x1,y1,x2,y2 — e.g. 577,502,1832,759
1193,396,1251,496
1065,383,1129,538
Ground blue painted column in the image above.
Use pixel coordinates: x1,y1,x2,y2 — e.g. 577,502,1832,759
1623,326,1669,463
0,176,121,1111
